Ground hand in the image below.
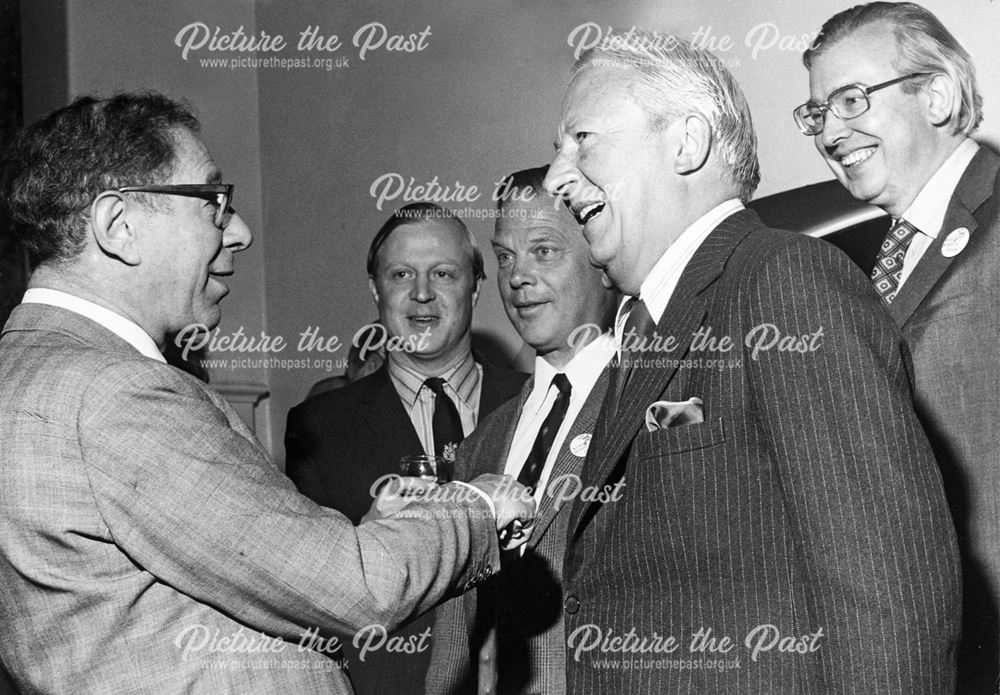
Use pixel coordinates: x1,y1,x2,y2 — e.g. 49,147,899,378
361,475,438,523
468,474,537,550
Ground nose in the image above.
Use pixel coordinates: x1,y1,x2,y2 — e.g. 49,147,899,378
508,255,535,289
543,148,579,201
818,109,851,151
223,212,253,252
411,273,435,303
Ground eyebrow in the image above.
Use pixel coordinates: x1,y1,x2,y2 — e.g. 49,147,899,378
206,170,223,185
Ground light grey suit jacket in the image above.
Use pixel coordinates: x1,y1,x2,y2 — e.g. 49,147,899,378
426,369,610,695
889,145,1000,692
0,304,498,694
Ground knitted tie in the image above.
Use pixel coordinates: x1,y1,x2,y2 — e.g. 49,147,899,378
423,377,464,457
871,218,919,306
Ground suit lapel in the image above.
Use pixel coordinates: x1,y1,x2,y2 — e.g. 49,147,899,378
464,376,533,481
891,147,1000,327
567,210,758,543
362,365,424,462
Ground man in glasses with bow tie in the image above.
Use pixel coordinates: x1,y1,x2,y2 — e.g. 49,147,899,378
0,92,534,694
798,3,1000,689
542,27,959,694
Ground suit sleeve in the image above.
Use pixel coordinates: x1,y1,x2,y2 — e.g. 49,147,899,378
426,404,511,695
744,239,961,693
76,360,499,642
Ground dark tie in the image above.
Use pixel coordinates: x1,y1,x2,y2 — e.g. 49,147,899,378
423,377,464,457
494,375,572,688
871,218,919,306
612,297,655,412
515,373,572,493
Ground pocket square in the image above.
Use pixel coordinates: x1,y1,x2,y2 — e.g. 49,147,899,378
645,397,704,431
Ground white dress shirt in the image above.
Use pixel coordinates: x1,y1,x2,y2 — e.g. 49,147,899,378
615,199,744,350
898,138,979,288
21,288,165,362
503,333,616,505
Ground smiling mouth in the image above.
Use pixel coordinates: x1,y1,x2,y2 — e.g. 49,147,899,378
513,300,549,313
839,147,876,168
572,202,606,225
408,315,439,325
208,275,230,293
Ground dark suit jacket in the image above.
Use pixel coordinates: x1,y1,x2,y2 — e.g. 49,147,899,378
562,209,961,694
0,304,499,694
285,360,526,695
427,369,611,695
889,145,1000,692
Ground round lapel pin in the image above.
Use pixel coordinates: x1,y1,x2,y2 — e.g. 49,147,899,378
941,227,969,258
570,433,591,457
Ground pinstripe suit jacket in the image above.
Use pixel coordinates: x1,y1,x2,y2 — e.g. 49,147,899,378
888,146,1000,692
427,369,610,695
562,209,961,693
0,304,498,695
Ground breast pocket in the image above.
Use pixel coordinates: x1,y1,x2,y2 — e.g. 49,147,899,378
634,417,726,461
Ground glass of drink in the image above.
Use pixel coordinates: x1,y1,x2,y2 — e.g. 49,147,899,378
398,454,452,483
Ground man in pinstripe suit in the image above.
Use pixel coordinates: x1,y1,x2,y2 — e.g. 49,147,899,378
542,30,961,693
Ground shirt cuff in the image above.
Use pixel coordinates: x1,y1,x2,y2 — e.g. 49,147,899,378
452,481,496,518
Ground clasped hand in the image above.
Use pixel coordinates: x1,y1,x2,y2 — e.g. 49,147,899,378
364,473,536,550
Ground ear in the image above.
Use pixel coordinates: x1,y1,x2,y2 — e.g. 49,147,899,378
470,275,483,307
924,73,957,127
368,276,381,304
672,113,712,175
90,191,141,266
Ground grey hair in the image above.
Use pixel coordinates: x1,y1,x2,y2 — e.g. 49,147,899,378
574,29,760,202
803,2,981,136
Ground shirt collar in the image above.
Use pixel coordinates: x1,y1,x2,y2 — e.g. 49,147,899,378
527,331,615,412
21,288,165,362
387,351,479,410
900,138,979,239
616,199,744,340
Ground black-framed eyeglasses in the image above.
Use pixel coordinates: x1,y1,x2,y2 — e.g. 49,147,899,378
117,184,235,229
793,72,932,136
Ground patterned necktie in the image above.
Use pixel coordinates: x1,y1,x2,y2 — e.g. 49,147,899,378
515,373,572,493
871,218,919,306
423,377,464,457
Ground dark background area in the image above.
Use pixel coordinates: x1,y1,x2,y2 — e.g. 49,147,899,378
0,0,26,329
1,0,23,690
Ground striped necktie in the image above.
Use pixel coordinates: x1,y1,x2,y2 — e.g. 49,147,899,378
611,297,655,413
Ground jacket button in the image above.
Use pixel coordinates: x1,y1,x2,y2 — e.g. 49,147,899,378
564,595,580,614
